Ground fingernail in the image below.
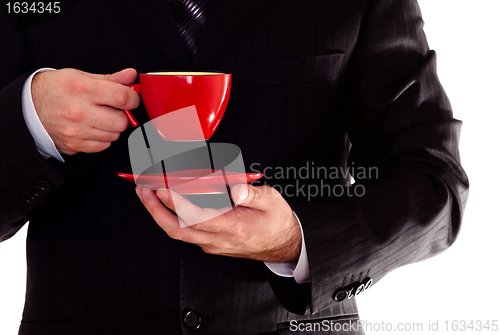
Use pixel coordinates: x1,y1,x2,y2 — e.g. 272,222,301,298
136,187,149,201
237,185,248,203
136,187,143,201
157,190,169,202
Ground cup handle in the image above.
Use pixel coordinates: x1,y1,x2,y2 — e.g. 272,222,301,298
124,83,141,127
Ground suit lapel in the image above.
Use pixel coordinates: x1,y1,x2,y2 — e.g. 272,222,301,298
109,0,190,69
109,0,272,70
192,0,273,70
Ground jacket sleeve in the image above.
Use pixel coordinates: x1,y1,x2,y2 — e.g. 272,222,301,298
0,11,86,242
274,0,469,314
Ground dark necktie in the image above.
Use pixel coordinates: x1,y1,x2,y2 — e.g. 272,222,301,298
168,0,212,60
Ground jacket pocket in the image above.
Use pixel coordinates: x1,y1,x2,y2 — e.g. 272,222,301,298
248,53,345,89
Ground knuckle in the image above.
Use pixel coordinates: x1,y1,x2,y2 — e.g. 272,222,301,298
115,114,130,132
62,139,79,152
130,92,141,109
113,90,129,107
201,246,217,255
100,142,112,151
190,221,204,231
59,140,70,151
220,240,237,252
260,186,280,198
61,68,78,76
68,109,85,122
66,80,89,95
269,187,281,197
86,142,110,153
231,225,247,242
61,125,80,138
168,230,184,241
110,132,120,142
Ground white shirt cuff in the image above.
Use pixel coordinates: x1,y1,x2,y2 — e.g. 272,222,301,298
264,212,310,284
22,68,64,162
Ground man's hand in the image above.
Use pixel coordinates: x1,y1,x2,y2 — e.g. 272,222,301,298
136,184,302,262
31,68,140,155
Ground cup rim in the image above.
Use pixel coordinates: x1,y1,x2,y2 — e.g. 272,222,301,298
144,71,228,76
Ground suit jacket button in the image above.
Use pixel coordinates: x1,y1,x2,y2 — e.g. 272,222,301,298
333,288,348,302
354,283,365,296
183,309,201,329
345,282,360,299
37,181,51,192
362,277,373,290
23,193,36,204
30,186,44,199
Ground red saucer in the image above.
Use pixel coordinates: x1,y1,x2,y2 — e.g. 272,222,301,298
117,169,263,194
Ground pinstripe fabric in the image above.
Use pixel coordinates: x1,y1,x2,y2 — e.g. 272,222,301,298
168,0,212,60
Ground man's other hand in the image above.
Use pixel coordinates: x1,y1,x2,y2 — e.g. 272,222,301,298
31,68,140,155
136,184,302,263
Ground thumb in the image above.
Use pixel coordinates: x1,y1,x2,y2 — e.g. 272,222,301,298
86,68,138,85
107,68,137,84
231,184,277,210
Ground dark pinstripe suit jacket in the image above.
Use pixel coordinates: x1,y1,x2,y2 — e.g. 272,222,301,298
0,0,468,334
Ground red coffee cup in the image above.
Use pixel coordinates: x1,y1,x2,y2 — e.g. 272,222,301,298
124,72,231,141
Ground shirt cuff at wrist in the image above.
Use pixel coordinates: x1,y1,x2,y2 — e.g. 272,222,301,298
22,68,64,162
264,212,310,284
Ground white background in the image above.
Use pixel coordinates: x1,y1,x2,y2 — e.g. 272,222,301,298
1,1,499,334
357,0,500,333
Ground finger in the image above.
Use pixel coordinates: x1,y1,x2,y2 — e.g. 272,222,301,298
219,207,233,214
154,189,206,229
86,105,130,132
84,68,137,85
81,129,122,143
156,189,227,230
136,187,215,244
231,184,278,211
90,79,140,111
73,140,113,153
107,68,138,85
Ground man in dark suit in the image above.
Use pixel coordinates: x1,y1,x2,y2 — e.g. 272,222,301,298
0,0,468,334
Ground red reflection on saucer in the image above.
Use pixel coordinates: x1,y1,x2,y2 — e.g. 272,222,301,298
117,169,263,194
